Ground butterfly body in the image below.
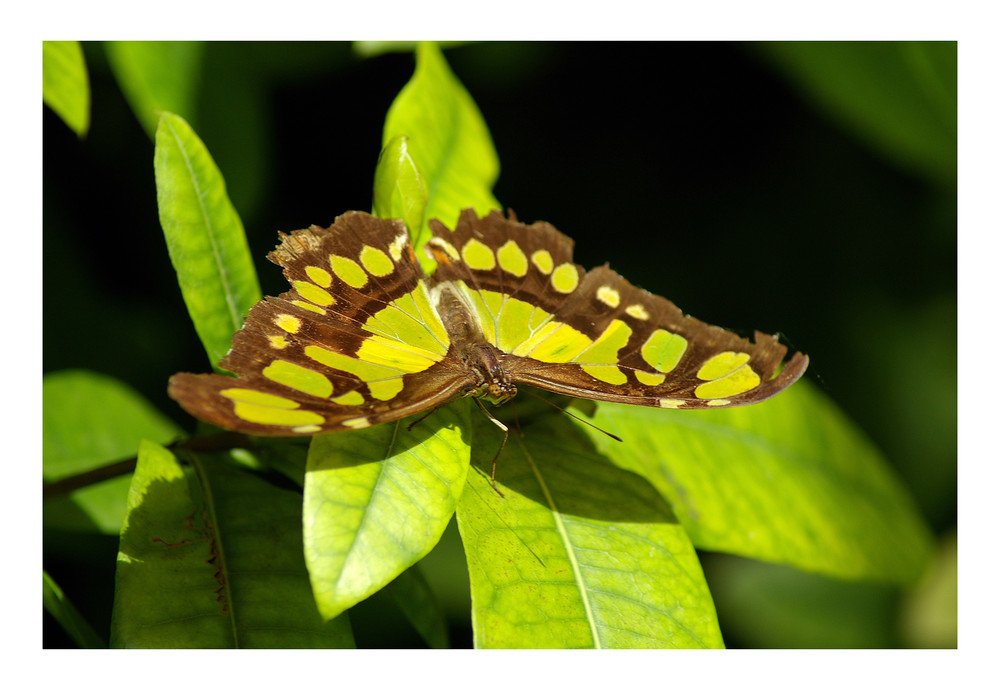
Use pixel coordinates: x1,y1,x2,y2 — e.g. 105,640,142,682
169,209,808,436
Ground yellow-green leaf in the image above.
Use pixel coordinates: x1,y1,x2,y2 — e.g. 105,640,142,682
381,42,500,269
457,413,724,649
42,41,90,137
372,135,428,242
303,401,471,620
155,112,261,368
585,379,934,583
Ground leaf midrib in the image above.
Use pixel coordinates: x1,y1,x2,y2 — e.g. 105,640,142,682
161,115,243,337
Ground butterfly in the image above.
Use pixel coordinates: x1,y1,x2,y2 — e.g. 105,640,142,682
169,208,808,458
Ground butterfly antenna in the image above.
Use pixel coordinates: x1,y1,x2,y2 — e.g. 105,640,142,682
473,397,508,497
523,390,623,442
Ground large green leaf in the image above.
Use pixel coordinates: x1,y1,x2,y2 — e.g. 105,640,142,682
105,41,204,138
42,41,90,137
456,413,723,649
43,369,181,534
111,440,353,648
381,42,500,265
583,379,933,583
303,401,471,621
155,112,261,368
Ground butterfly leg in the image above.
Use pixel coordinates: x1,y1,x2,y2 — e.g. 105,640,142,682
473,397,508,498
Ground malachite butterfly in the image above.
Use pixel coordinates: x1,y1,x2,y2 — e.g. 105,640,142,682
169,209,808,442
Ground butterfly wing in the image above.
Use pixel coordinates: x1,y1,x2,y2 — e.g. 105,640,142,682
169,212,472,436
425,208,808,410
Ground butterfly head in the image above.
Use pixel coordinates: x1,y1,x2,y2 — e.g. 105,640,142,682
464,343,517,407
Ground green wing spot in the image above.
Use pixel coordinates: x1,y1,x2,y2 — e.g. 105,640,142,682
304,344,412,400
332,391,365,406
634,370,666,386
641,329,687,374
305,265,333,287
531,249,554,274
497,240,528,277
367,377,405,401
581,364,628,385
232,402,326,427
360,245,395,277
550,263,579,293
221,388,298,408
364,284,450,356
357,335,443,373
698,351,750,380
306,344,405,378
330,255,369,288
461,238,496,270
515,322,592,363
576,319,632,364
221,388,325,426
495,296,542,352
695,352,761,399
576,319,632,384
293,280,335,307
262,360,334,398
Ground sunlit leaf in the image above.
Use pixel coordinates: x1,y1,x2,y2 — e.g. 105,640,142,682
583,380,934,583
382,42,500,269
457,413,723,649
373,135,428,241
155,112,261,368
303,401,471,620
42,41,90,137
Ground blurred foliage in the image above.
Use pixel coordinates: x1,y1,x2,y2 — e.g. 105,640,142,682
43,41,955,648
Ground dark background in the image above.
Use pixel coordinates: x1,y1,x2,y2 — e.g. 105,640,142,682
43,41,956,648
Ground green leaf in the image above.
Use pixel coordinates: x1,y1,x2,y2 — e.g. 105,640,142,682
155,112,261,368
105,41,204,138
384,565,451,649
42,41,90,137
584,379,933,583
757,41,956,185
705,556,896,648
456,413,724,649
111,440,353,648
43,369,181,534
372,135,428,241
43,571,105,648
382,42,500,268
303,401,471,621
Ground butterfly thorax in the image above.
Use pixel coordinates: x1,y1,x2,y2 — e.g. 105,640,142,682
433,282,518,407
